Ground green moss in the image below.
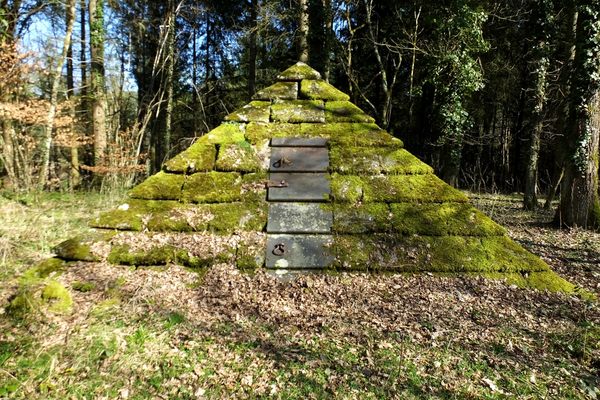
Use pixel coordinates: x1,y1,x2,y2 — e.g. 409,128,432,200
215,141,262,172
329,147,382,174
331,234,550,273
72,280,95,292
253,81,298,100
53,231,114,261
241,172,267,202
245,122,301,144
329,147,431,175
277,62,322,81
163,143,216,174
175,250,233,269
129,171,184,201
236,234,267,270
325,101,375,123
28,258,67,278
332,203,391,233
482,272,594,299
300,80,349,101
203,123,246,144
41,280,73,313
271,100,325,123
107,244,176,266
330,174,364,203
206,202,267,232
362,174,469,203
301,123,403,148
225,101,270,123
181,171,242,203
389,202,506,236
380,149,434,174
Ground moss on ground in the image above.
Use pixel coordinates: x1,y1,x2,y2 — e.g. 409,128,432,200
332,203,392,233
129,171,184,201
163,143,216,174
53,231,114,261
245,122,301,144
41,280,73,313
271,100,325,123
182,172,242,203
253,81,298,100
325,101,375,123
225,101,271,123
331,234,550,273
300,80,349,101
389,202,506,236
215,141,262,172
277,62,322,80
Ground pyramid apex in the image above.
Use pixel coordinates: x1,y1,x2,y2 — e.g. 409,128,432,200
277,61,321,81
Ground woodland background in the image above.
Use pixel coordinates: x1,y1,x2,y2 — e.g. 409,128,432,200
1,0,599,229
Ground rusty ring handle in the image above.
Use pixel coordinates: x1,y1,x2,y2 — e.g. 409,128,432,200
272,243,286,256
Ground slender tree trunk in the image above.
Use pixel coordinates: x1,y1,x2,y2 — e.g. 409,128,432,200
248,0,257,99
89,0,107,169
38,0,76,188
298,0,309,62
322,0,332,81
523,57,549,210
65,27,80,189
80,0,87,99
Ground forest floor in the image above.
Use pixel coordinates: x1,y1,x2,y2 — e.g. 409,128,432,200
0,191,598,399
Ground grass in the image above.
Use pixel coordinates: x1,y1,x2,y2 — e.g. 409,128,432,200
0,190,598,399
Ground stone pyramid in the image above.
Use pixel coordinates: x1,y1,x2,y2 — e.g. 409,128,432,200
53,62,574,292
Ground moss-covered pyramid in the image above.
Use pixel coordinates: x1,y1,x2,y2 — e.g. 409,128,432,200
53,62,576,293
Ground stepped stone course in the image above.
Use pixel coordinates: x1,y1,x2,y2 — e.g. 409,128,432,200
51,62,578,294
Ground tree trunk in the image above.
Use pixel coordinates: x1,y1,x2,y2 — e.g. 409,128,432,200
89,0,107,169
248,0,257,99
322,0,332,81
38,0,76,188
557,5,600,229
523,56,549,210
298,0,309,62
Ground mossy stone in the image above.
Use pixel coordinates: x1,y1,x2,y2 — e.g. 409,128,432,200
389,203,506,236
206,202,267,232
225,101,270,123
332,203,392,233
108,244,177,266
277,62,322,81
330,174,364,203
182,171,242,203
215,141,262,172
332,234,549,273
329,147,383,174
253,81,298,100
245,122,301,144
362,174,469,203
42,280,73,313
380,149,433,174
204,123,246,144
241,172,267,202
301,123,403,148
72,281,95,292
300,80,349,101
129,171,184,201
163,143,216,174
325,101,375,123
271,100,325,123
236,233,267,270
53,231,114,261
